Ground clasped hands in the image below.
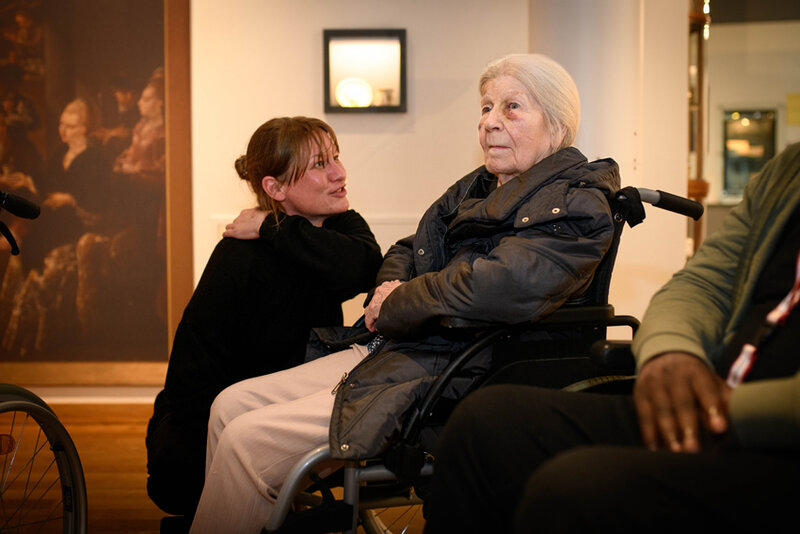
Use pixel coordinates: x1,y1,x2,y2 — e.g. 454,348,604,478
634,352,732,453
365,280,404,332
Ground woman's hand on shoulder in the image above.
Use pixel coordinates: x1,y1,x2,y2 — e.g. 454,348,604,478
223,208,267,240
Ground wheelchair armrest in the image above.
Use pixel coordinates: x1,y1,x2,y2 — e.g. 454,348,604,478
537,304,615,325
440,304,625,331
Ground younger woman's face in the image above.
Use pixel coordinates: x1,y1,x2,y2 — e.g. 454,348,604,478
277,137,349,227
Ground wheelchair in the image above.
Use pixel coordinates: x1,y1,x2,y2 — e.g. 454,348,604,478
1,191,88,534
260,186,703,534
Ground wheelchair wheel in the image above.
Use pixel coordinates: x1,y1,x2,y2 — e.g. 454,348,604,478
360,505,424,534
0,384,88,534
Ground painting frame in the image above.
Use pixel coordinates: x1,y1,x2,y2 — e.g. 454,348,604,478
0,0,192,386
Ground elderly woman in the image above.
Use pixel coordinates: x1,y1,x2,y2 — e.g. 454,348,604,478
189,53,621,533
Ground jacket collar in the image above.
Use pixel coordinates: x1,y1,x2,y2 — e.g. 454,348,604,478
453,147,604,225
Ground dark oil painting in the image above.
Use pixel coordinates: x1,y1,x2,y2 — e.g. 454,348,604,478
0,0,168,364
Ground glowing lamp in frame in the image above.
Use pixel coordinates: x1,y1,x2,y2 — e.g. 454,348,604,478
335,77,374,107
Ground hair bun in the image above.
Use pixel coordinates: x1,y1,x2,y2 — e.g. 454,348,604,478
234,155,248,179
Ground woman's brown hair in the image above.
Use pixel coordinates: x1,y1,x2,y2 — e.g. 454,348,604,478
235,116,339,223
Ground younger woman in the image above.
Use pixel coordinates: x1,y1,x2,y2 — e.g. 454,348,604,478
146,116,382,518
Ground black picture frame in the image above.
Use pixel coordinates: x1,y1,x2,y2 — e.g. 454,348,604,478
323,29,406,113
722,109,776,198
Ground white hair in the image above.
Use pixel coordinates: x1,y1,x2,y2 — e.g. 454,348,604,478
479,53,580,150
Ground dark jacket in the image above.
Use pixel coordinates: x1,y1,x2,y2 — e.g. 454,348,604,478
146,209,381,515
157,209,382,419
329,147,620,460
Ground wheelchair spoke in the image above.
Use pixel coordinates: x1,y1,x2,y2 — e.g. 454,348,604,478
362,504,423,534
1,412,25,494
0,409,68,533
12,468,63,531
385,504,420,534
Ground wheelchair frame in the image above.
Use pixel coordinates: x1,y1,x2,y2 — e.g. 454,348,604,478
262,187,702,534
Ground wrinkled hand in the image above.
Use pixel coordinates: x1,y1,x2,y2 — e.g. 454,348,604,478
222,208,267,239
634,352,731,453
365,280,404,332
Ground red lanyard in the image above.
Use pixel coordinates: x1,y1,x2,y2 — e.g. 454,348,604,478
727,248,800,388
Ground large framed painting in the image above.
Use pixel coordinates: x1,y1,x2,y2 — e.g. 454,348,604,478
0,0,192,385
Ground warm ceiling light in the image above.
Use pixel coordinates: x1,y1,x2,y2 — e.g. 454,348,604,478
335,77,374,107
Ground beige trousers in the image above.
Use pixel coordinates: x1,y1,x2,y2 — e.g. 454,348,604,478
189,344,369,534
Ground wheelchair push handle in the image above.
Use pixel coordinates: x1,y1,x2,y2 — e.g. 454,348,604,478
637,188,704,220
0,189,41,256
1,191,41,219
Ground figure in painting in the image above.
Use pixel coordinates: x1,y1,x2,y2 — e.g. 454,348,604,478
0,63,41,181
76,67,167,347
1,6,44,80
0,1,168,365
1,64,168,358
93,72,141,161
2,98,111,355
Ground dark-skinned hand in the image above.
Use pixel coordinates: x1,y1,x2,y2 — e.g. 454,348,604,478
634,351,732,453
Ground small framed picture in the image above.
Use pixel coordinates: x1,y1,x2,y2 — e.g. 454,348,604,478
323,29,406,113
722,109,776,198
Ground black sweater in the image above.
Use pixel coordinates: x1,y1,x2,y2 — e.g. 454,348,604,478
157,209,382,419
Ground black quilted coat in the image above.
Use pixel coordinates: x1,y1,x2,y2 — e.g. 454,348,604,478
329,147,620,460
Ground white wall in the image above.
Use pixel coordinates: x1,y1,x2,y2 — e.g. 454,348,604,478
529,0,689,324
191,0,529,283
706,21,800,203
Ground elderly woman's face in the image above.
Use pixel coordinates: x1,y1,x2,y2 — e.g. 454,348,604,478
479,75,553,184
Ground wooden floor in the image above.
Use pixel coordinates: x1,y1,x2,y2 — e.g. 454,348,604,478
53,403,166,533
50,403,425,534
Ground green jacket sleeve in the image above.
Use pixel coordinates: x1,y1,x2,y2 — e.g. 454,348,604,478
631,179,756,371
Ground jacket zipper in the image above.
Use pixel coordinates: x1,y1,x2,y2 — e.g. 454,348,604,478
330,345,395,397
331,372,348,395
